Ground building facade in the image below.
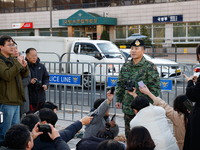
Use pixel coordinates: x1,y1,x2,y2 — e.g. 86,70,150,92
0,0,199,46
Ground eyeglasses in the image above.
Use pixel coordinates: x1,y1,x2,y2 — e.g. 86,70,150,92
5,44,15,47
29,55,37,58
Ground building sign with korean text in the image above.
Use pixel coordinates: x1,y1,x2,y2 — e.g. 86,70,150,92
153,15,183,23
59,10,117,26
12,22,33,29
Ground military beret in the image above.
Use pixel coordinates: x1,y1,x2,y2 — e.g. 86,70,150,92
130,39,145,47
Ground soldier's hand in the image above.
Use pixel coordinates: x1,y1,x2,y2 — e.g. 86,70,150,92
116,102,121,108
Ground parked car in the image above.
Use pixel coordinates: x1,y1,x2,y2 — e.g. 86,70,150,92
120,49,181,78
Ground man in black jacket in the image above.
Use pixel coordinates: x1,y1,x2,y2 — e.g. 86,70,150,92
0,123,70,150
21,113,93,150
25,48,49,113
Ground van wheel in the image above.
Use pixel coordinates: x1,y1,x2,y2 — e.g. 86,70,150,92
83,74,91,89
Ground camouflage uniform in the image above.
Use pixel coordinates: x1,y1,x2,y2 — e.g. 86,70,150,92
116,56,161,139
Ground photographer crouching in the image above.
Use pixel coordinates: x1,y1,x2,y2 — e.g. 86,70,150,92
25,48,49,113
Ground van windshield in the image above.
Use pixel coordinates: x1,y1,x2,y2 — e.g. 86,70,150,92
97,43,122,58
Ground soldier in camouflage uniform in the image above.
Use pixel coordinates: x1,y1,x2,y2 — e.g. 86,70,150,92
116,39,161,139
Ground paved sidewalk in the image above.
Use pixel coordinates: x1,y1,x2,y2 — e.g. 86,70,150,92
55,110,173,149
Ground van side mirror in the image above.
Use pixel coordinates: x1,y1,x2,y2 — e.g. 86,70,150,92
94,52,102,60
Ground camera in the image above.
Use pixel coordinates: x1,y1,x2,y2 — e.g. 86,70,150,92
183,99,193,111
124,80,135,92
38,124,52,142
34,80,42,90
110,86,115,94
105,122,111,128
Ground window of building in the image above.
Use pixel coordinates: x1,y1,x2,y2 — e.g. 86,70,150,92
144,24,152,38
0,0,197,13
153,24,165,38
173,23,186,37
17,29,34,36
0,30,17,36
25,0,35,12
116,26,126,39
97,0,110,7
0,29,34,36
82,0,95,7
172,22,200,43
153,24,165,43
128,25,139,37
115,24,165,44
52,0,70,10
15,0,25,12
0,0,3,13
39,28,68,37
36,0,47,11
188,22,200,37
72,27,80,37
83,0,95,3
4,0,14,13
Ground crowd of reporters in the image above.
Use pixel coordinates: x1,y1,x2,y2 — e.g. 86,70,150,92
0,35,199,150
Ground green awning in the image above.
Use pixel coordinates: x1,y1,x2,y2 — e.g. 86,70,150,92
59,10,117,26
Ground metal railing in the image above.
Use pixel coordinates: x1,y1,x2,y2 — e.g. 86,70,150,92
39,51,196,121
43,61,94,121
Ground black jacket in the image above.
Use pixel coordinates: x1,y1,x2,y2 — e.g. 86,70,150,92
183,76,200,150
76,136,105,150
0,148,25,150
26,57,49,104
32,121,82,150
54,137,70,150
0,137,69,150
138,148,154,150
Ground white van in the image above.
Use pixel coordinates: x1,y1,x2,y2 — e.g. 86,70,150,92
13,36,125,88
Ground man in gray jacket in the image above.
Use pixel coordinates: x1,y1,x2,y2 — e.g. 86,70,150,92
83,90,119,138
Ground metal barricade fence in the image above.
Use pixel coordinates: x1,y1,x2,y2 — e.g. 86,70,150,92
93,62,192,115
146,46,177,62
41,61,94,121
94,63,124,116
40,60,192,121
